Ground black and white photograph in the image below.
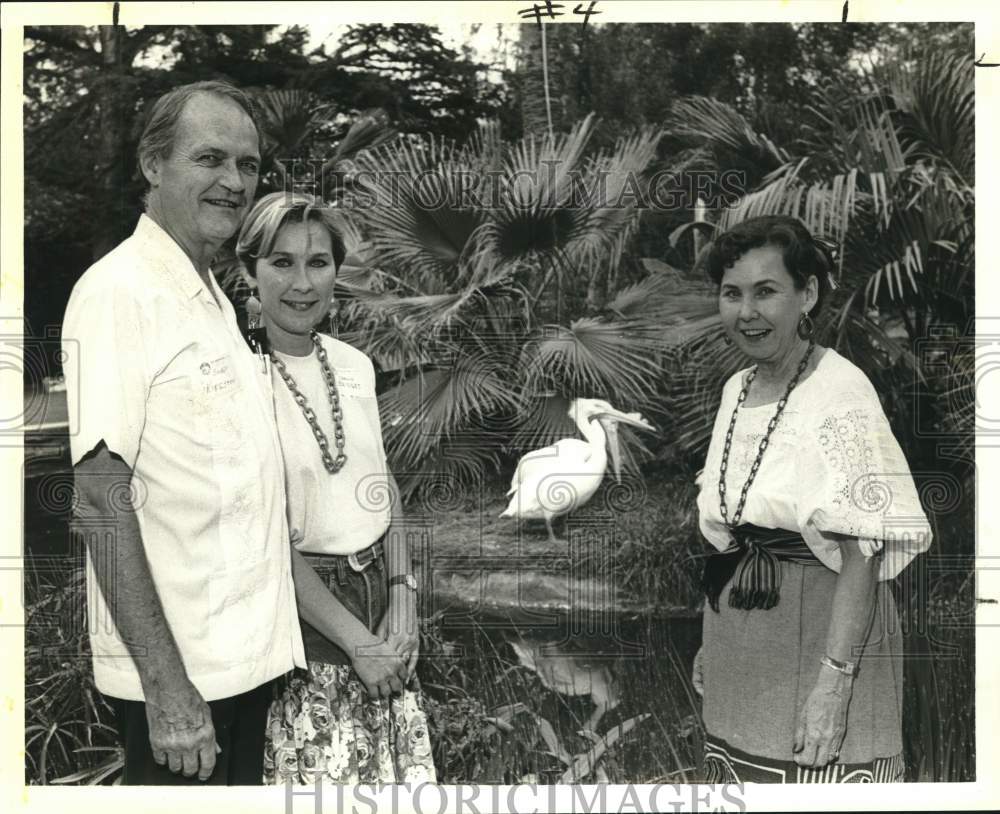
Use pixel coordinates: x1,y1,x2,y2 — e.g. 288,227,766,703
3,1,996,809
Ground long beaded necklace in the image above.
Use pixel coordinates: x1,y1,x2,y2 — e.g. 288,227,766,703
271,331,348,474
718,341,815,527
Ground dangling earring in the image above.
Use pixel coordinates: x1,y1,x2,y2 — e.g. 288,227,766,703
246,294,261,331
722,333,733,346
797,312,815,340
327,299,339,339
244,293,269,371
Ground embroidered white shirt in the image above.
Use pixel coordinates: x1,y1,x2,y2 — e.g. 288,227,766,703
271,335,392,555
696,348,932,580
62,214,305,701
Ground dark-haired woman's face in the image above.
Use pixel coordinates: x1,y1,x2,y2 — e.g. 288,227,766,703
718,245,817,366
255,219,337,354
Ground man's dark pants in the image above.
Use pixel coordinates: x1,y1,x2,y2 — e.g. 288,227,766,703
105,680,273,785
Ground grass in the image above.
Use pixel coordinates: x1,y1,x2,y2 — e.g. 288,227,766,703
24,552,122,785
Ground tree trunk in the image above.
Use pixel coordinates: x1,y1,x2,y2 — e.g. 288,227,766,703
93,26,130,261
518,23,560,140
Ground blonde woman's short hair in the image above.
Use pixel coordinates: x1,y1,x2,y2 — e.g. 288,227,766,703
236,192,347,276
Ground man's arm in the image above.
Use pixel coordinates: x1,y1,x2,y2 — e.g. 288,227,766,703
75,443,218,781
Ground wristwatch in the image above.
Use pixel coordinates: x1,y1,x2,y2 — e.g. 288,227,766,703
388,573,418,592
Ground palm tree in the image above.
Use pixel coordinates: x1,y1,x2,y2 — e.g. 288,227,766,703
336,115,668,496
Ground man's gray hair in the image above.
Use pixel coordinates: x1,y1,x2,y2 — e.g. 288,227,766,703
137,80,262,188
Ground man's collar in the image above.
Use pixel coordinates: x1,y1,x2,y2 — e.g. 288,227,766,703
134,214,220,302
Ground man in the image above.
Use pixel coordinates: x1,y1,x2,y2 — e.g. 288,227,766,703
61,81,304,785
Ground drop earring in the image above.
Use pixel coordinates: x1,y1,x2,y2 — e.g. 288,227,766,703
327,300,339,339
245,293,270,371
797,312,815,340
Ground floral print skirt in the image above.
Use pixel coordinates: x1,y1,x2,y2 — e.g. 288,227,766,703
263,661,437,785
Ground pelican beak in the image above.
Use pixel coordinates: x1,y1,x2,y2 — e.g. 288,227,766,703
593,408,655,484
594,407,656,434
605,421,623,484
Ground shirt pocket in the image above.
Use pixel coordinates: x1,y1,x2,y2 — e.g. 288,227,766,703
190,353,246,451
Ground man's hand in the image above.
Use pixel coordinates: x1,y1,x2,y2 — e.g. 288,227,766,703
352,635,409,699
145,680,219,781
377,586,419,680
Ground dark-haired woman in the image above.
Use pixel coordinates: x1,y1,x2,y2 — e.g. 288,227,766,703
693,215,931,783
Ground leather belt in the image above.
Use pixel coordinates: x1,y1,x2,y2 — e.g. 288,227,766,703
302,536,386,586
347,539,384,572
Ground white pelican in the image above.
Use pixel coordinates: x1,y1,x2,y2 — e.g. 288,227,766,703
500,398,655,542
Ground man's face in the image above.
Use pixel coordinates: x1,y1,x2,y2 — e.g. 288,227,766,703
146,92,261,254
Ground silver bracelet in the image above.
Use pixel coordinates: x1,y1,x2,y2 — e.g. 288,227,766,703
821,655,859,677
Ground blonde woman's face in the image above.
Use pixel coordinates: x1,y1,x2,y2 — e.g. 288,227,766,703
254,219,337,353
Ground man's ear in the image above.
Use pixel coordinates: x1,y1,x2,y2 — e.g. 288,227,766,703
139,151,161,190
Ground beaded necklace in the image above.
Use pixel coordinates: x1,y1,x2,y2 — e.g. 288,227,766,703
718,341,815,527
271,331,348,474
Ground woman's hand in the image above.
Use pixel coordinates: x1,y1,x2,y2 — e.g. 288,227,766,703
793,668,853,767
692,646,705,697
351,633,409,699
377,586,419,680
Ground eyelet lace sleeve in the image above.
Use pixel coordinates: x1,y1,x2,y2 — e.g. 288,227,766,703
798,391,932,580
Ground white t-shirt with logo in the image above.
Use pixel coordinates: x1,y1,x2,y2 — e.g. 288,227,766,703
271,335,392,555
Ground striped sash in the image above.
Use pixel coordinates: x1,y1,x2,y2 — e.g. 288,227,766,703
701,523,821,612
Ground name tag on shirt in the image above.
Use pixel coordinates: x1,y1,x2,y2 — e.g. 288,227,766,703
335,368,374,398
200,355,240,396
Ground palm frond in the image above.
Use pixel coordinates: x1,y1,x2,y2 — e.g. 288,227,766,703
254,89,335,160
566,126,664,280
326,107,397,167
352,139,484,287
666,96,789,176
523,317,665,409
392,437,503,501
379,359,524,473
881,50,974,184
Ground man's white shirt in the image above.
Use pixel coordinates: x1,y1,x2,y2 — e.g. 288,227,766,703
62,214,305,701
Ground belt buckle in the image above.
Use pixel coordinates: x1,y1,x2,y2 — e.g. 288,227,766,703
347,547,373,572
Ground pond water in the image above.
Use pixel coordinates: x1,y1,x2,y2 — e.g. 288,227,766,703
422,608,705,783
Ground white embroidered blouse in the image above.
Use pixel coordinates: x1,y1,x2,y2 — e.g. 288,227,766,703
696,348,932,580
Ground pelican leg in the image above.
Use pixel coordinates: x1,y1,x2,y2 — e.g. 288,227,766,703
544,516,561,544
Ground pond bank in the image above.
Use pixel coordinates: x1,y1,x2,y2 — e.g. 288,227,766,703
408,473,706,620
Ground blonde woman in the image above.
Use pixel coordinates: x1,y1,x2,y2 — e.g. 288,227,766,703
237,192,435,784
